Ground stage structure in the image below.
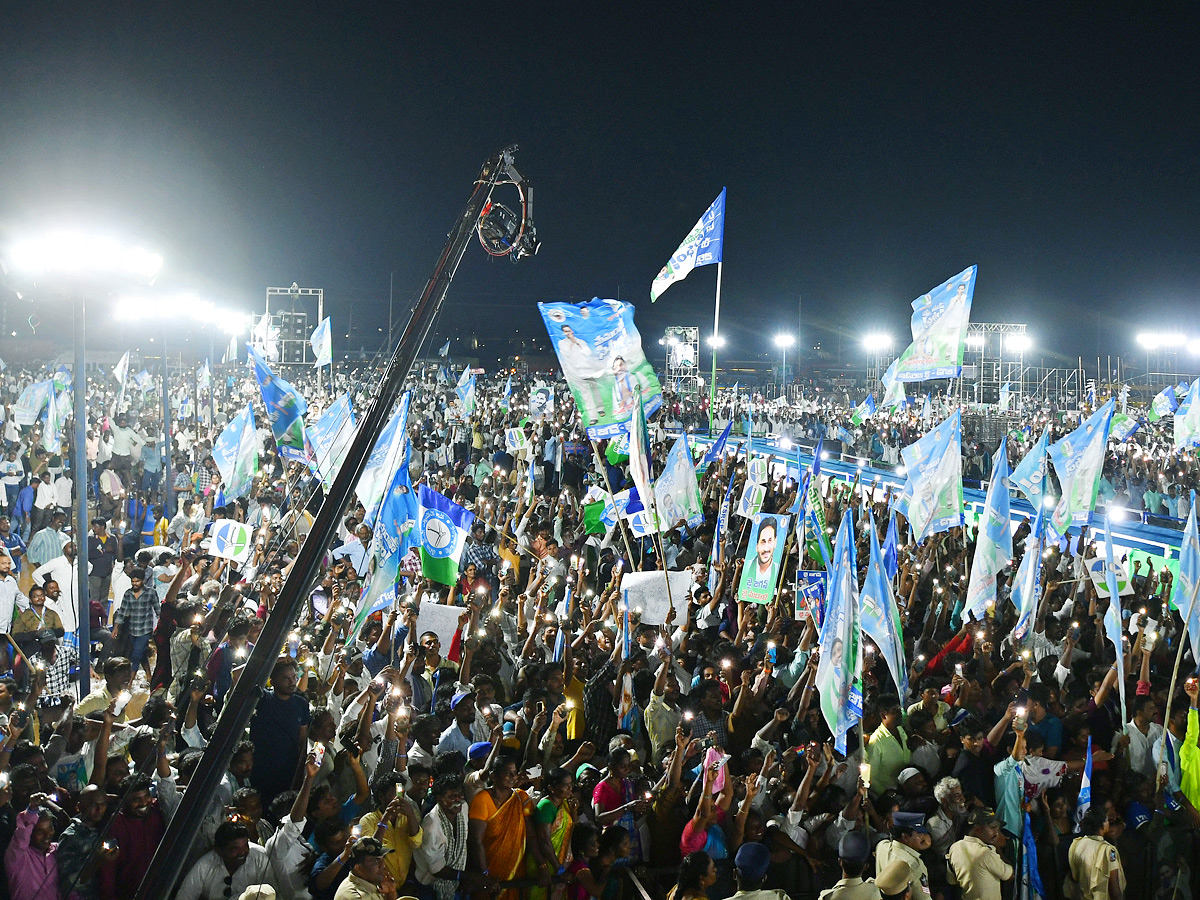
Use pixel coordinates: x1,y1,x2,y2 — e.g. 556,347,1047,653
962,322,1029,406
258,283,324,365
662,325,701,398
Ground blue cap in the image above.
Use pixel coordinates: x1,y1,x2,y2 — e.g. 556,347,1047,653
451,690,475,709
734,842,771,880
468,741,492,761
893,811,930,834
1126,801,1152,830
838,831,871,863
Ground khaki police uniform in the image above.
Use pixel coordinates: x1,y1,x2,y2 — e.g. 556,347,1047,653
1066,835,1124,900
876,839,931,898
819,877,883,900
946,835,1013,900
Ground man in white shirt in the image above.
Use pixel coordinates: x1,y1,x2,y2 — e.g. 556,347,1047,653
32,472,57,536
108,415,145,478
0,551,29,668
176,820,272,900
1116,694,1163,780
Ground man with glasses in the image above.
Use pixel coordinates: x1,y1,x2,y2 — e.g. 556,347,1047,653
176,820,272,900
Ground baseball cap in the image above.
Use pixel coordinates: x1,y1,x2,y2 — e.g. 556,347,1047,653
966,807,1001,829
576,762,601,780
838,830,871,863
1125,801,1152,830
876,860,911,896
734,842,771,881
348,836,393,863
35,628,57,645
892,811,930,834
467,741,492,761
451,691,476,710
896,767,923,786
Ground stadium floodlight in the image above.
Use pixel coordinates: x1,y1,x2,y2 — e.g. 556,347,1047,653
1187,340,1200,356
861,333,893,352
707,334,726,348
114,293,253,334
965,334,986,350
1137,332,1187,350
1005,334,1032,353
773,334,795,349
8,231,162,283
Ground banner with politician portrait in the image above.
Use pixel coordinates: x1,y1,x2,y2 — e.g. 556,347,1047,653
538,298,662,439
893,265,976,382
738,513,790,605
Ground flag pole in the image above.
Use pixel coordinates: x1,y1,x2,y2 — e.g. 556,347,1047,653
1157,576,1200,783
708,261,723,434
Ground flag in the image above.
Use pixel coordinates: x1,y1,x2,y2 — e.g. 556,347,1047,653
1011,503,1045,646
357,461,421,623
208,520,254,564
41,389,65,452
699,422,731,471
1022,811,1046,900
893,266,976,382
882,510,899,581
1119,383,1130,413
849,393,876,427
900,410,963,542
1172,494,1200,660
1178,380,1191,398
438,339,450,358
455,368,476,419
1073,737,1092,831
52,365,71,390
1010,426,1051,508
0,356,6,372
501,374,512,411
212,404,259,498
736,481,766,518
246,343,308,459
1102,524,1126,724
1085,380,1097,408
358,394,412,527
627,389,654,511
504,427,530,455
835,426,855,445
964,440,1012,621
650,188,726,302
112,350,130,385
816,509,863,755
1109,412,1140,443
197,359,211,391
998,382,1012,412
1048,399,1114,536
416,484,474,586
1149,385,1179,422
306,393,356,490
881,359,906,409
310,317,332,368
582,500,606,535
709,455,739,595
1175,380,1200,450
861,508,908,699
224,334,238,365
538,298,662,439
921,394,932,421
654,433,704,529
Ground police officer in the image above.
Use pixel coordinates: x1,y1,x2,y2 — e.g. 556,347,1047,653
820,832,883,900
876,860,913,900
946,808,1013,900
875,812,932,899
1066,807,1125,900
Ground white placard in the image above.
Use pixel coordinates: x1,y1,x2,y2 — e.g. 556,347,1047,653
620,570,697,626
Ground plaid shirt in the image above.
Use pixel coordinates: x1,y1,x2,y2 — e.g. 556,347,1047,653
461,539,499,574
115,586,159,636
31,643,77,700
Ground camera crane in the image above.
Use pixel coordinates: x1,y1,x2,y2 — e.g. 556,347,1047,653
135,145,539,900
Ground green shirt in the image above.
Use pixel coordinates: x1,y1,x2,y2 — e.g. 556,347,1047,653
866,724,911,794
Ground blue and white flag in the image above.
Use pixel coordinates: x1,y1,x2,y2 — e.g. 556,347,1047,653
861,509,907,699
224,333,238,365
835,425,855,446
894,266,976,382
627,389,654,514
1010,426,1051,508
455,368,476,418
1073,737,1093,831
1011,503,1045,646
1149,385,1179,422
212,404,259,499
816,509,863,755
416,484,475,585
501,374,512,411
358,458,421,619
438,339,451,358
964,440,1012,621
41,389,65,452
1102,524,1126,723
306,393,356,490
849,393,876,427
1085,380,1097,408
900,410,964,542
1178,380,1191,398
1048,399,1114,536
358,393,412,527
650,187,726,302
112,350,130,385
197,359,211,391
709,454,739,594
699,422,732,471
1109,413,1140,443
920,394,932,421
881,359,906,409
1022,811,1046,900
1175,380,1200,450
882,510,899,581
208,519,254,564
1172,494,1200,662
655,433,703,529
246,343,308,459
998,382,1012,412
310,317,332,368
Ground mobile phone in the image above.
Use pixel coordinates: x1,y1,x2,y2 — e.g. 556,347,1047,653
113,690,133,717
312,742,326,768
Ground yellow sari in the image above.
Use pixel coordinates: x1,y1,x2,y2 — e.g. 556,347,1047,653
470,787,533,900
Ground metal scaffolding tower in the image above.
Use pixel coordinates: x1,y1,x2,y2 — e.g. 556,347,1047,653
663,325,700,397
962,322,1028,405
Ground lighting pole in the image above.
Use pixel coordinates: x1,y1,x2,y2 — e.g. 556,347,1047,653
7,232,163,696
773,333,795,394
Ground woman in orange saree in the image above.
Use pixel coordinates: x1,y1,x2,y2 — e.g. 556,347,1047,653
469,757,550,900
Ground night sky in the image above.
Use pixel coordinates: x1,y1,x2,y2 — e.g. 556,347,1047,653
1,4,1198,367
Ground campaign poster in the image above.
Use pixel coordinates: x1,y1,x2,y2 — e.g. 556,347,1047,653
538,298,662,439
737,513,790,605
795,570,828,624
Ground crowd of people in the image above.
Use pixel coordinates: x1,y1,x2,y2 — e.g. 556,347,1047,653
0,349,1192,900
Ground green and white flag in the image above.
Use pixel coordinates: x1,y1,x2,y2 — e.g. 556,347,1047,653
208,520,254,564
1048,399,1115,535
1175,380,1200,451
417,484,475,586
849,393,876,427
